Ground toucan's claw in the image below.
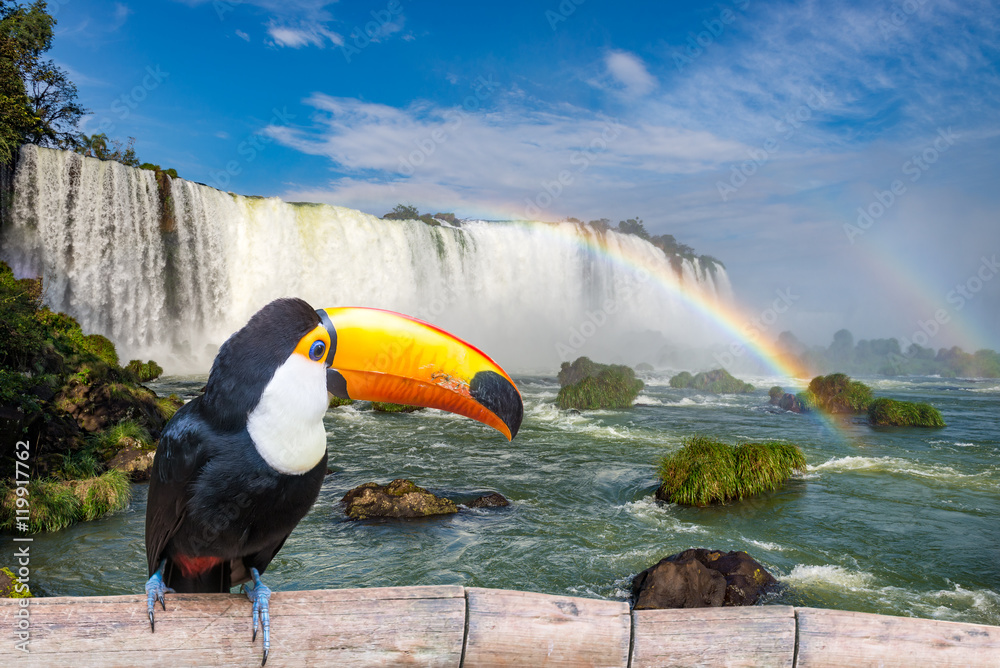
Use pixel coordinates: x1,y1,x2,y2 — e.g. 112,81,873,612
144,559,174,632
242,567,272,666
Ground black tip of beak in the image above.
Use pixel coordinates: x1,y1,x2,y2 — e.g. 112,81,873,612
470,371,524,439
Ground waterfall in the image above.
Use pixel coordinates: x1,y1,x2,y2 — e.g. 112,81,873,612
1,145,733,373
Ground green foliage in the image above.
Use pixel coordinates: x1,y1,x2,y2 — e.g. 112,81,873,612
669,368,754,394
157,394,182,420
0,468,131,533
0,1,86,150
769,386,784,401
556,364,644,409
75,469,130,521
558,356,605,386
383,203,419,220
669,371,693,389
329,395,355,408
82,333,118,366
75,133,139,166
56,450,101,480
0,262,45,370
868,398,946,427
371,401,424,413
1,478,78,532
125,359,163,382
656,436,806,506
807,373,873,413
92,418,153,458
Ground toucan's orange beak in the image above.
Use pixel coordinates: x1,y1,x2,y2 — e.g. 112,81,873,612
316,307,522,440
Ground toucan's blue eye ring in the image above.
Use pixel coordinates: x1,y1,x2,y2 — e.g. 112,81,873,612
309,340,326,361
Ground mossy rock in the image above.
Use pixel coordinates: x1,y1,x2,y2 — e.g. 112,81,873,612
341,479,457,520
669,369,754,394
329,395,355,408
807,373,873,413
556,363,643,410
0,470,130,533
371,402,424,413
868,397,945,427
0,566,31,598
125,359,163,382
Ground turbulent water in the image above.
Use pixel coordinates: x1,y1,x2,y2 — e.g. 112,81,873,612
0,145,730,372
26,374,1000,625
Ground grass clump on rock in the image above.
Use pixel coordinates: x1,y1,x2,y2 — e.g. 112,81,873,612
371,402,424,413
0,470,131,533
868,397,946,427
556,357,643,409
807,373,873,413
656,436,806,506
669,368,754,394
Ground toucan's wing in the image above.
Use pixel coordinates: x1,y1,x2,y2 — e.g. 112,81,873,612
145,398,209,576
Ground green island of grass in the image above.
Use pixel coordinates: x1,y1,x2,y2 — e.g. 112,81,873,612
655,436,807,506
556,357,644,409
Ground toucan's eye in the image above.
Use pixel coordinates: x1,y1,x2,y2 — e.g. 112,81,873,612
309,340,327,361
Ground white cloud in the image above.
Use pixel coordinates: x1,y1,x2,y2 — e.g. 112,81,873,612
267,23,343,48
604,50,657,97
235,29,250,42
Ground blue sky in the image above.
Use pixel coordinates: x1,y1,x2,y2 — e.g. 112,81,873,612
47,0,1000,350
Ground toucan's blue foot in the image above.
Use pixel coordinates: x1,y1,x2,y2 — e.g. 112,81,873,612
242,567,272,666
144,559,174,632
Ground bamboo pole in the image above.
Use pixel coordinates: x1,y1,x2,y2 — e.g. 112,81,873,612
2,588,999,667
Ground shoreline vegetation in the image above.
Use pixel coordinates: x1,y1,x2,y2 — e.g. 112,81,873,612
0,261,178,533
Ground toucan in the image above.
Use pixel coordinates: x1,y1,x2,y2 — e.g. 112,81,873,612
144,298,522,665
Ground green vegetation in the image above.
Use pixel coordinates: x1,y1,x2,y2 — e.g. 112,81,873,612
0,260,174,530
868,397,946,427
655,436,807,506
775,328,1000,378
0,469,130,533
806,373,873,413
382,204,458,226
371,402,424,413
0,566,31,597
0,1,86,162
769,386,784,401
556,357,644,409
669,368,754,394
125,359,163,382
329,395,355,408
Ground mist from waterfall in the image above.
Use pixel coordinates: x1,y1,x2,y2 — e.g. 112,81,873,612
1,145,733,373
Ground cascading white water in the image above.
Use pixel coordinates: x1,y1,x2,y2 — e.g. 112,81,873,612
1,145,733,372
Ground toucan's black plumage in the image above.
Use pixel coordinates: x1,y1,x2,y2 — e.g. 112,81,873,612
145,298,324,593
143,297,523,665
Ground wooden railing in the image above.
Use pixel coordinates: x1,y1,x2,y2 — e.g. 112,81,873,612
2,586,998,666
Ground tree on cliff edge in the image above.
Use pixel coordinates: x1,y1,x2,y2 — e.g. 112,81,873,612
0,1,86,162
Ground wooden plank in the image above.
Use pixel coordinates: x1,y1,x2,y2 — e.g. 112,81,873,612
796,607,1000,668
0,585,466,667
462,587,631,668
631,605,796,668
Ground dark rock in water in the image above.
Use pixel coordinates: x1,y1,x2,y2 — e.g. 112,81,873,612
108,448,155,482
632,556,726,609
632,548,778,609
768,386,807,413
468,492,509,508
341,479,458,520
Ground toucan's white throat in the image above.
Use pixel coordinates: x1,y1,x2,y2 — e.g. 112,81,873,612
247,354,328,475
